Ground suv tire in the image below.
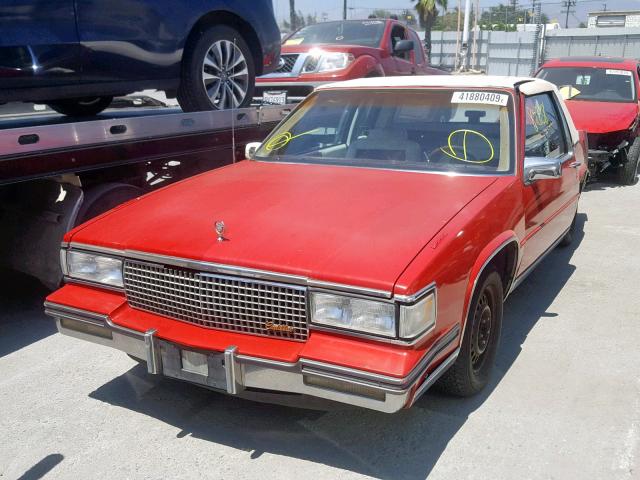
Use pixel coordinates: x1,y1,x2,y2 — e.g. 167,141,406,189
178,26,255,112
47,96,113,116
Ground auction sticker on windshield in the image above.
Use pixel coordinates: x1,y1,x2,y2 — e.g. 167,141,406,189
606,69,632,76
451,91,509,106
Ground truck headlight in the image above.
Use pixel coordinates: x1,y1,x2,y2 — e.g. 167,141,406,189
303,52,354,73
310,292,396,337
399,292,436,339
65,250,124,288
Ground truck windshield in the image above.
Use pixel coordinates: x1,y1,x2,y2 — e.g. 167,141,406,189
285,20,386,48
538,67,636,102
255,89,514,174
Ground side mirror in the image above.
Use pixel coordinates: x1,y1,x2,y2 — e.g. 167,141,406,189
393,39,414,54
523,156,562,184
245,142,261,160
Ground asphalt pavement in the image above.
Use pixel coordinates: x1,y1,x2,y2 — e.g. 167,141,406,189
1,178,638,480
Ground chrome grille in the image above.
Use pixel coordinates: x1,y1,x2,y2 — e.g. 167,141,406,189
123,260,308,341
275,54,298,73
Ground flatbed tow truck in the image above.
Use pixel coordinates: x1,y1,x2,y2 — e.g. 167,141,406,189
0,103,291,289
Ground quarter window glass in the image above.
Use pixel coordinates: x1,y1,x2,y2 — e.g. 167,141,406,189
524,94,567,158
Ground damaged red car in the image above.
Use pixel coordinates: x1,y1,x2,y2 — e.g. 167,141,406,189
537,56,640,185
45,76,587,413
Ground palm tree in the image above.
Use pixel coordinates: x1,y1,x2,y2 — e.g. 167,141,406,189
412,0,448,62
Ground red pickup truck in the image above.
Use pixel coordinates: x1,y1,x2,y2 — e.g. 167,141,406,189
255,19,444,103
46,76,587,413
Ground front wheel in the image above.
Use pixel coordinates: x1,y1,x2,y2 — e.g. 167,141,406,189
47,96,113,116
618,137,640,186
437,270,503,396
178,26,255,112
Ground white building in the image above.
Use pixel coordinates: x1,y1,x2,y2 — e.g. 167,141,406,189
587,10,640,28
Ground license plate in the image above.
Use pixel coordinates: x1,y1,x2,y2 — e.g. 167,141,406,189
263,91,287,105
181,349,209,375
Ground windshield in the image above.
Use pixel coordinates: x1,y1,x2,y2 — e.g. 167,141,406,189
255,89,515,174
284,20,386,48
538,67,636,102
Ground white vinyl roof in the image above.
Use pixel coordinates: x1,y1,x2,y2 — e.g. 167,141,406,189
317,75,556,95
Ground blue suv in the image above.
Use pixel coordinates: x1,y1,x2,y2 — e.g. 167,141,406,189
0,0,281,115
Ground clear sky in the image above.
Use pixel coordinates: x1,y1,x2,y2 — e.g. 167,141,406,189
272,0,640,27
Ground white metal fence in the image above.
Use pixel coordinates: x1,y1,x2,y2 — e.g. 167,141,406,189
429,27,640,76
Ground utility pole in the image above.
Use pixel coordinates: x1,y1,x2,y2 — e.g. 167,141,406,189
343,0,347,20
602,3,608,12
561,0,576,28
460,0,472,69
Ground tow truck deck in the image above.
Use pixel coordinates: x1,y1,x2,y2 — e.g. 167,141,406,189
0,104,291,288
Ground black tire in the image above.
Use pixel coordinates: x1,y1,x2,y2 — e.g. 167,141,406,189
437,270,503,396
75,183,143,225
619,137,640,186
178,25,255,112
558,209,577,247
47,96,113,116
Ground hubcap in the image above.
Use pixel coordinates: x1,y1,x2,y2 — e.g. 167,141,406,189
470,292,493,371
202,40,249,110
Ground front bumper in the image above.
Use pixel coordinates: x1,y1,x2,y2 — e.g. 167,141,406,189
254,80,327,103
45,301,459,413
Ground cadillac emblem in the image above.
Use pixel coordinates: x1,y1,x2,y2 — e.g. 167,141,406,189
265,321,294,334
215,220,225,242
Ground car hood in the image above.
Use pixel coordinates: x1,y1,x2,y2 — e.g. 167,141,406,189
70,161,496,292
280,43,381,56
565,100,639,134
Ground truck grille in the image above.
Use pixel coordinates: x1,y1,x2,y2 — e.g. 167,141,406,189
275,54,299,73
123,260,308,341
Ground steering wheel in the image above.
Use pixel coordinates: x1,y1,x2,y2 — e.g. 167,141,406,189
427,145,481,164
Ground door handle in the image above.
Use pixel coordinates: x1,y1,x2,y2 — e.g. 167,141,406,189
569,161,582,168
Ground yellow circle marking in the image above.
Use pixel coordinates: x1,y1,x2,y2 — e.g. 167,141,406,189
265,128,320,152
439,129,495,164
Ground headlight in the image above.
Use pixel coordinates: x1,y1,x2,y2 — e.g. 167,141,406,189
303,52,354,73
65,250,123,288
398,291,436,339
310,292,396,337
310,289,437,341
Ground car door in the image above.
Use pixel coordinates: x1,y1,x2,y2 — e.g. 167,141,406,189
518,92,580,274
409,30,427,74
389,24,414,76
0,1,80,89
74,0,183,83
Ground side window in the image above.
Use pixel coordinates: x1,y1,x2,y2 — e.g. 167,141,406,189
390,25,409,61
524,93,568,158
410,31,424,65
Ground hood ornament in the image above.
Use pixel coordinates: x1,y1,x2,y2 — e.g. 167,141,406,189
215,220,226,242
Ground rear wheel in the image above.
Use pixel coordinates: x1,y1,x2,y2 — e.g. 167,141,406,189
47,96,113,116
438,270,503,396
619,137,640,186
558,209,577,247
178,26,255,112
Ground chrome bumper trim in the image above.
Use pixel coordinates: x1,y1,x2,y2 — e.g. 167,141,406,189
45,302,459,413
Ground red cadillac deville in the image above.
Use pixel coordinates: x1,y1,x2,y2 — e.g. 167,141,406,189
45,76,588,413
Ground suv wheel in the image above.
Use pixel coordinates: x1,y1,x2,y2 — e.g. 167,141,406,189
178,26,255,112
619,137,640,186
437,269,503,396
47,96,113,116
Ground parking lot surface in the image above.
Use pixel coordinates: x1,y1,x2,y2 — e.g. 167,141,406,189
1,179,638,480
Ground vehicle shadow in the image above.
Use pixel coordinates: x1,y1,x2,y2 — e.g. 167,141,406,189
89,214,587,480
0,269,54,358
584,170,631,191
